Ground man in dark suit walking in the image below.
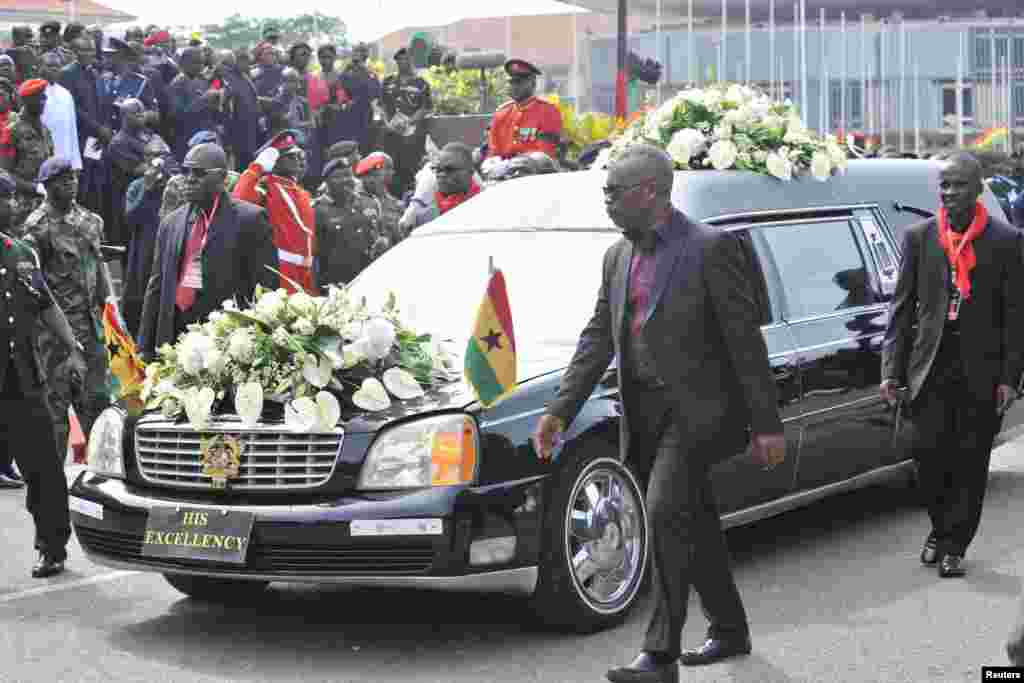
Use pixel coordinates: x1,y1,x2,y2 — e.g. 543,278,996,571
881,152,1023,578
138,142,277,358
533,144,785,683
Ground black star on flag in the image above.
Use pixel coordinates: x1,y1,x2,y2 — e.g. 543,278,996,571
106,338,120,358
480,328,503,352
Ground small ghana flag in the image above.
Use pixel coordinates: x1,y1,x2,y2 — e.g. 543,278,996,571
464,269,517,408
102,301,146,410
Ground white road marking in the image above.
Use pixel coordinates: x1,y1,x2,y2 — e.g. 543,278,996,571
0,570,139,605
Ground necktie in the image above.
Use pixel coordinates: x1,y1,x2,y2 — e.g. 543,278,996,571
175,199,216,311
629,246,657,337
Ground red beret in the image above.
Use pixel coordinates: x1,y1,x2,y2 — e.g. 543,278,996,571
355,153,388,176
18,79,47,98
143,30,171,47
272,134,299,152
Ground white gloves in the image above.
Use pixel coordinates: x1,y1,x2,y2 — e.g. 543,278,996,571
35,183,46,197
254,147,280,174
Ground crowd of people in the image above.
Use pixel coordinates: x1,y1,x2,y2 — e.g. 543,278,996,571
0,18,573,578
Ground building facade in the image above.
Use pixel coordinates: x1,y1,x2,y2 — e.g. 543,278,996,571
587,14,1024,149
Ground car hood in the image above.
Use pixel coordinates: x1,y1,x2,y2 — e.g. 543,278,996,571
343,339,577,433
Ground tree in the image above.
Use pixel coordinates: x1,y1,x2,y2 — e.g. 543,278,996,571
201,13,349,51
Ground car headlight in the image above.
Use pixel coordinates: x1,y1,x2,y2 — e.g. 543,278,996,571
358,414,479,490
86,407,126,478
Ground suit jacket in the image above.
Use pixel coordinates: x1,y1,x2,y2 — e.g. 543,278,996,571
548,209,783,465
1012,194,1024,230
58,62,103,147
881,215,1024,403
138,193,278,354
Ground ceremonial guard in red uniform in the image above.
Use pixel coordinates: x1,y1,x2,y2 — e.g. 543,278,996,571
486,59,562,160
233,130,315,294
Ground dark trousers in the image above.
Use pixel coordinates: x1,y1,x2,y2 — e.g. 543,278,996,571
908,333,999,557
628,386,749,658
0,360,71,561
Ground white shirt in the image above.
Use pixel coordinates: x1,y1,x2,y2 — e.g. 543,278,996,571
42,83,81,170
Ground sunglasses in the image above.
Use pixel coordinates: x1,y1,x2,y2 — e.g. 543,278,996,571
182,167,224,179
433,164,467,175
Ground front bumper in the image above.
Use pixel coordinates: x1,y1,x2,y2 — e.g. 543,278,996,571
70,471,544,596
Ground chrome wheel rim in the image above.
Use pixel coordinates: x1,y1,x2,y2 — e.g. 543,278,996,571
564,460,646,614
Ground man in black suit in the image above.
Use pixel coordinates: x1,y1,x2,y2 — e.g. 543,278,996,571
881,153,1023,578
533,144,785,683
138,143,277,357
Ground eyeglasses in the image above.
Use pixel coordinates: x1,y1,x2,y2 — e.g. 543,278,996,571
182,167,223,179
602,178,653,200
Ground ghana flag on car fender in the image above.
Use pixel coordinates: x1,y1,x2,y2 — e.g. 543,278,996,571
464,269,517,408
102,300,146,409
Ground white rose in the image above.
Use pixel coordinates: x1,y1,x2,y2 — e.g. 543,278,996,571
713,123,733,140
707,140,739,170
749,98,772,119
288,291,318,318
703,89,722,110
206,348,227,376
227,328,255,364
292,317,316,336
810,151,833,181
362,318,396,361
665,128,706,167
255,290,286,322
725,84,746,105
766,152,793,181
179,332,214,376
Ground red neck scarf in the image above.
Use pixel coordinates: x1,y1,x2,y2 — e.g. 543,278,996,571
435,179,481,215
937,200,988,300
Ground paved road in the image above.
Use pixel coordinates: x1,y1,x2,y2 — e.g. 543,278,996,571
3,440,1024,683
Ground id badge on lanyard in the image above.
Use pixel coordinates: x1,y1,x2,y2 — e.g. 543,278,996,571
948,266,962,322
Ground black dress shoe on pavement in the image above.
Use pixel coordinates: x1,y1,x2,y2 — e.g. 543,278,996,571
679,636,752,666
0,464,22,482
939,554,966,578
0,473,24,489
31,554,65,579
920,538,939,566
606,652,679,683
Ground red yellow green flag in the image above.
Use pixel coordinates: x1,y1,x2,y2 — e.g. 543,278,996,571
102,301,146,411
464,269,517,408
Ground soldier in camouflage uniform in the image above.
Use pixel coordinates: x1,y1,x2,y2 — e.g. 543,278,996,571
314,157,389,291
23,157,112,464
355,152,406,246
0,79,55,231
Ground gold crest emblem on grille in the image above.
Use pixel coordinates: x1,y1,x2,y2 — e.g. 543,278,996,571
200,434,242,489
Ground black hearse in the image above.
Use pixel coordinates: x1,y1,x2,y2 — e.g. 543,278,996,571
70,159,1021,632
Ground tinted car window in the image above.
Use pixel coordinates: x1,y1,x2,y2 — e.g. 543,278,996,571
758,219,875,321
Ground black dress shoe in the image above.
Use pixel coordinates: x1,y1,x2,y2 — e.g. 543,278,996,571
939,554,966,578
31,554,65,579
606,652,679,683
920,538,939,566
679,636,752,666
0,473,24,489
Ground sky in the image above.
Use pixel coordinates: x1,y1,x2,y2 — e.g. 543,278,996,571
100,0,588,42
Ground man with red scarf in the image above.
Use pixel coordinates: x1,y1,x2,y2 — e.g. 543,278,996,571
403,142,481,232
233,130,315,294
881,153,1024,578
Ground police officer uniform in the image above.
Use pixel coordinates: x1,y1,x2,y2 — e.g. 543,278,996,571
0,171,72,577
101,38,160,132
486,59,562,160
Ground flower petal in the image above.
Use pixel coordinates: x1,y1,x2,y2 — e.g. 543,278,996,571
285,397,318,432
382,367,425,400
351,377,392,412
314,391,341,432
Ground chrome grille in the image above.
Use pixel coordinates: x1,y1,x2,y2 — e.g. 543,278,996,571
135,417,342,490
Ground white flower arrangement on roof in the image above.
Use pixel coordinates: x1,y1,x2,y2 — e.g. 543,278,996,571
601,83,848,181
141,285,458,431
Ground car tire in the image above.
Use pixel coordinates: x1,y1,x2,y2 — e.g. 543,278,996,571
529,443,648,633
162,573,270,603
